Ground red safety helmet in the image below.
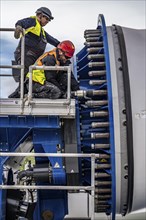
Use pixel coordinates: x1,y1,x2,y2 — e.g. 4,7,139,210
57,40,75,58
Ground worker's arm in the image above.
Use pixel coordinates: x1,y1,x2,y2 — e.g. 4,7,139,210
42,55,62,89
45,31,60,47
59,71,80,92
15,17,36,29
14,17,36,39
58,60,80,92
71,73,80,91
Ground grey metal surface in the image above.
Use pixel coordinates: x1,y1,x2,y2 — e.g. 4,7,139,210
0,98,76,118
107,25,146,214
0,185,93,190
65,212,146,220
0,152,99,158
107,26,128,214
121,27,146,212
20,30,25,101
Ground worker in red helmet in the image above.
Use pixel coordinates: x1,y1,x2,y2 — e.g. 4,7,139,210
57,40,75,58
9,7,60,98
26,40,79,99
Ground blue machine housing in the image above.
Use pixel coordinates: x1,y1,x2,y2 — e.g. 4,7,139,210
76,14,115,218
0,116,68,220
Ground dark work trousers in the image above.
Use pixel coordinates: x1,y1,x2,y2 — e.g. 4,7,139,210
9,47,40,98
26,81,62,99
14,46,39,80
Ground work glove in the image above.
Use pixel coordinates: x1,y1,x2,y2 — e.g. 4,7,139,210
14,25,23,39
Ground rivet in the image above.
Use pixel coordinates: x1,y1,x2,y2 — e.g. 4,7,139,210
123,121,127,126
124,164,128,170
124,174,128,179
118,58,122,62
122,109,126,114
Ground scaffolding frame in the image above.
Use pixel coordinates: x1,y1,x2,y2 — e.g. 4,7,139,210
0,152,97,220
0,28,75,118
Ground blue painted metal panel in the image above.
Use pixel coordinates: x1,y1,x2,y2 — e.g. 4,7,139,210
0,115,68,220
75,14,115,218
0,116,60,128
98,14,116,219
32,120,67,219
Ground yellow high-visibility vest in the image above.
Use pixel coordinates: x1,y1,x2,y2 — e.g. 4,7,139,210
26,49,60,85
25,16,46,38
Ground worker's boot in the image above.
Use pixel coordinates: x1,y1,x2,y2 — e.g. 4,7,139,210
8,87,20,98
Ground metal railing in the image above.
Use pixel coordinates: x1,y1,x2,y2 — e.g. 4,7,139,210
28,65,72,105
0,152,97,220
0,28,72,110
0,28,25,109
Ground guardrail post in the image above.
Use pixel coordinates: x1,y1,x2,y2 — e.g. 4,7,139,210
91,154,95,220
20,29,25,101
67,65,71,102
28,65,33,102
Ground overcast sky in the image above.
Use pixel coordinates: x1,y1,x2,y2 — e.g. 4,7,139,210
0,0,146,97
1,0,146,52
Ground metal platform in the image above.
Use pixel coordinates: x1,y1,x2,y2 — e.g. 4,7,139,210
0,98,76,118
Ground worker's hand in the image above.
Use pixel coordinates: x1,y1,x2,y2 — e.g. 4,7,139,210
14,25,23,39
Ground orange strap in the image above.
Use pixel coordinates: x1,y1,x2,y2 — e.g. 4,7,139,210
36,48,60,66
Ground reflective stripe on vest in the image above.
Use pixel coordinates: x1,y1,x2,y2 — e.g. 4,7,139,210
25,16,46,38
26,49,59,85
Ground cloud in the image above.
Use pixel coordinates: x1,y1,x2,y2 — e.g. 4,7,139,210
0,38,18,97
1,1,146,54
0,38,17,63
0,76,17,98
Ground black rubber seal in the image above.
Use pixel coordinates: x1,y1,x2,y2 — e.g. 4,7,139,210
114,25,134,213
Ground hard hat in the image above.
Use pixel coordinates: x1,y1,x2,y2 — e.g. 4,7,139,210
36,7,54,20
57,40,75,58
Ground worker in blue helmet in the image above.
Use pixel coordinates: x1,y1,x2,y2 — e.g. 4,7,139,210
9,7,60,98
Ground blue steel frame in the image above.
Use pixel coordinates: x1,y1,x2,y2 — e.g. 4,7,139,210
98,14,116,219
0,115,67,220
